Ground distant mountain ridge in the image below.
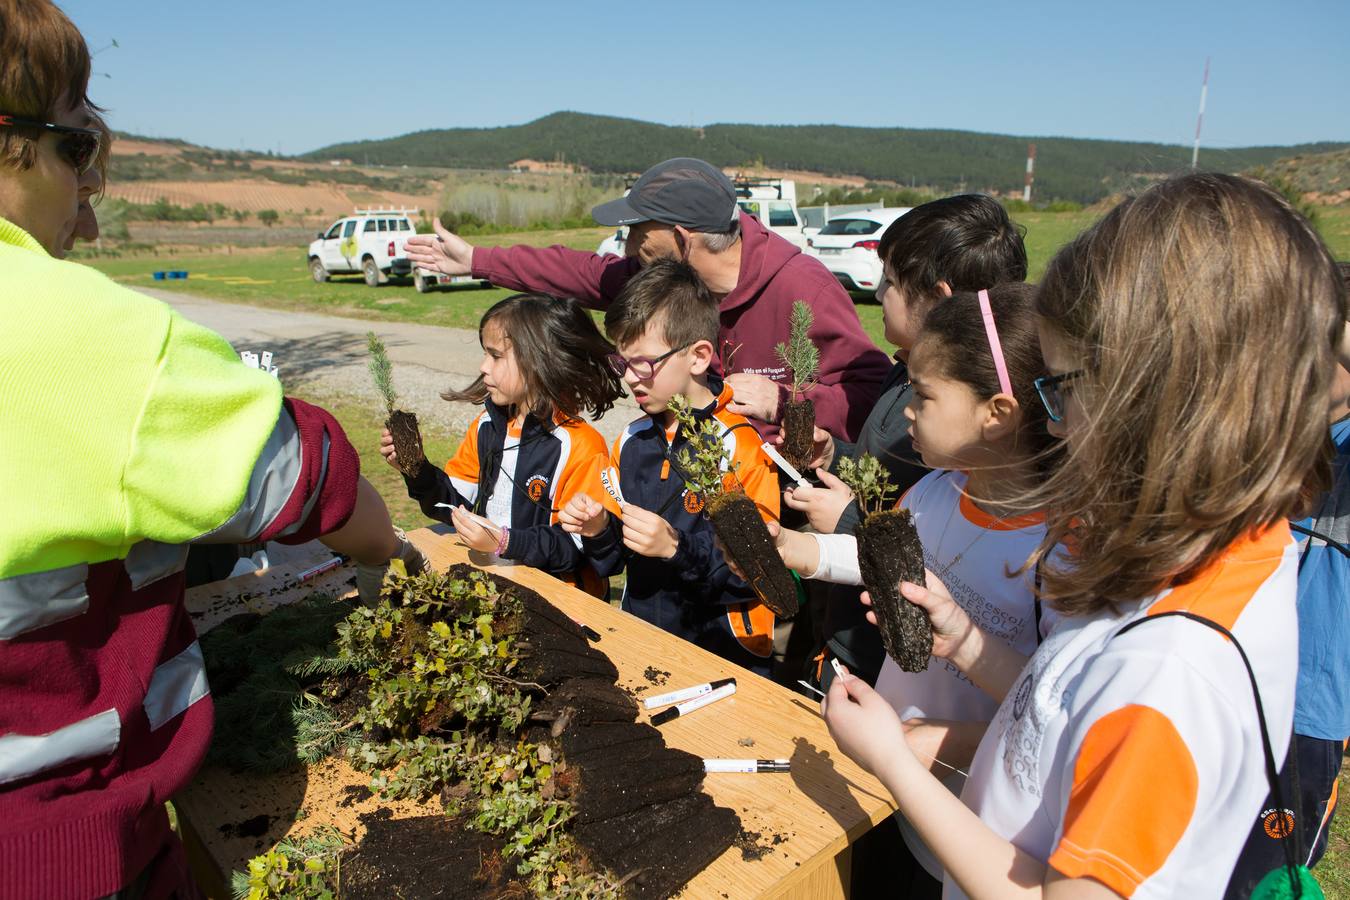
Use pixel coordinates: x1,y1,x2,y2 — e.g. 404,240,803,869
303,111,1350,204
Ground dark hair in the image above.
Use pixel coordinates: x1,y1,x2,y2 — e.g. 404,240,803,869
443,293,624,424
913,282,1058,471
0,0,95,170
877,194,1028,305
1338,261,1350,285
604,258,720,349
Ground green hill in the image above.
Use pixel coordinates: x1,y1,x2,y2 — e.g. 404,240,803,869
304,111,1350,204
1251,148,1350,200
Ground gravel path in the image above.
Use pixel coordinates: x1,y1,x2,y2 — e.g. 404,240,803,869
139,287,640,445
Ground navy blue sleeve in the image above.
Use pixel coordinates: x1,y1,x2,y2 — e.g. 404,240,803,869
579,516,627,578
403,463,471,525
503,522,587,576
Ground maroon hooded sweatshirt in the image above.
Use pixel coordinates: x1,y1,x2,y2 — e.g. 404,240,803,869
472,212,891,441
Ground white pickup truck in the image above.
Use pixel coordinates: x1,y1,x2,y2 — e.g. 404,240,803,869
308,207,417,286
734,177,815,249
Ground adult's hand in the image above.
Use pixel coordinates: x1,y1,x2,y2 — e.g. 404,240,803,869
726,372,782,423
404,218,475,277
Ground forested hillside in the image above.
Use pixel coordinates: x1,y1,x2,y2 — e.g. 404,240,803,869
306,111,1349,203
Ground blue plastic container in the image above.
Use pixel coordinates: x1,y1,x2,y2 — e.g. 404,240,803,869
152,271,166,280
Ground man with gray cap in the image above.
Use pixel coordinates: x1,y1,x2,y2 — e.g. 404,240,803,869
405,158,890,441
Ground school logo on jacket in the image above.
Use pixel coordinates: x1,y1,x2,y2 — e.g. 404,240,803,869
683,490,704,515
1261,807,1296,840
526,474,549,503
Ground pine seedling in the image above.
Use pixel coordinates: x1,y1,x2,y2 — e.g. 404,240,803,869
837,454,897,518
367,331,425,476
367,331,397,417
774,300,819,402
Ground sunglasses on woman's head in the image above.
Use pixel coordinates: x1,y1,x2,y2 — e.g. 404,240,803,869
0,114,101,176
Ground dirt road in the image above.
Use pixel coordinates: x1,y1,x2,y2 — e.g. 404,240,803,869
141,287,639,445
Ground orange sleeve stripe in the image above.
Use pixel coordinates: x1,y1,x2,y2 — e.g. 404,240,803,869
1049,704,1198,897
554,421,609,508
443,412,484,482
1146,524,1288,631
721,414,779,521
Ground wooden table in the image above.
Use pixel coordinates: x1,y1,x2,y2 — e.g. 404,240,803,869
177,527,897,899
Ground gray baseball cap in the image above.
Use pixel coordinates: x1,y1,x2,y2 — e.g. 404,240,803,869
592,158,737,232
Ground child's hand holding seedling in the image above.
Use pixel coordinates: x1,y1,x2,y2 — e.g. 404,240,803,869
559,492,609,538
718,519,820,580
860,574,978,669
618,503,680,559
379,428,419,471
782,467,855,533
448,505,504,554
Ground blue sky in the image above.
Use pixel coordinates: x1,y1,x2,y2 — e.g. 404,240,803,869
64,0,1349,155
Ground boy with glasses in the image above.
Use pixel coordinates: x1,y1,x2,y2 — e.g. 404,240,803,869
559,260,780,675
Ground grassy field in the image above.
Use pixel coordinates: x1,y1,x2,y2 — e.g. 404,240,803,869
82,207,1350,355
79,210,1091,351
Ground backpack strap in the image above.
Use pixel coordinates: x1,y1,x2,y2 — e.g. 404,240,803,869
1115,610,1303,898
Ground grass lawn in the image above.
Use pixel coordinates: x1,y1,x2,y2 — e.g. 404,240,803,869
82,226,614,334
81,208,1350,354
87,207,1350,356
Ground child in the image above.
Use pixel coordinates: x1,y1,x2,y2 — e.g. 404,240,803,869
823,173,1346,898
558,259,780,676
381,293,623,596
783,194,1029,687
767,282,1058,897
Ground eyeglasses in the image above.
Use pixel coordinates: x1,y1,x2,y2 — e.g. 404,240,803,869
0,114,102,176
606,343,691,380
1034,369,1085,423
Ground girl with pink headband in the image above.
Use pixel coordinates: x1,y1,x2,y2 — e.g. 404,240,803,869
764,281,1060,897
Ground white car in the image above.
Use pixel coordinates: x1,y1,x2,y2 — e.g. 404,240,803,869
807,207,912,292
308,208,418,287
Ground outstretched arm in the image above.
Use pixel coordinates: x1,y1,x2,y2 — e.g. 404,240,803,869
407,218,640,308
